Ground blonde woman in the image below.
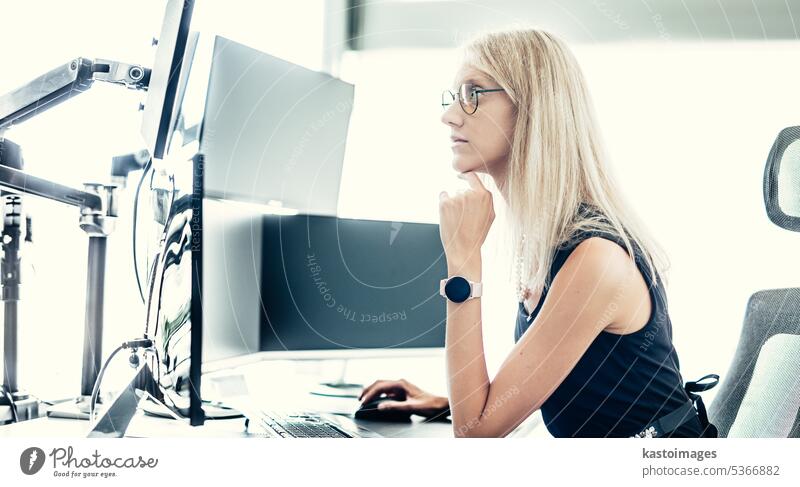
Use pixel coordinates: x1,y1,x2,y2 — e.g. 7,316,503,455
359,29,718,438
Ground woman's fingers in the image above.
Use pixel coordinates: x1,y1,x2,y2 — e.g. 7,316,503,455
359,380,383,401
359,380,406,403
376,400,416,411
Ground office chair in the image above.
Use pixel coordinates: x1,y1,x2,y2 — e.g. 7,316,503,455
708,126,800,437
726,333,800,437
707,289,800,437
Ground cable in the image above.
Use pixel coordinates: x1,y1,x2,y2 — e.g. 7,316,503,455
89,343,125,424
142,256,160,338
151,192,176,340
89,338,154,424
1,385,19,423
132,158,153,304
154,345,162,391
146,174,176,340
134,163,174,315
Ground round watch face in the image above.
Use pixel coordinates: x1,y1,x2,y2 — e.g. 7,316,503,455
444,276,471,303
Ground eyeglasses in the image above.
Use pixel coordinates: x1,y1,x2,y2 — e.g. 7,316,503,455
441,83,505,115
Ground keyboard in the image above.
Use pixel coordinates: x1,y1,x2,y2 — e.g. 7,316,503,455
253,411,354,438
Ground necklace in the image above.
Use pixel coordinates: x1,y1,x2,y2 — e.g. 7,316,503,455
515,234,529,303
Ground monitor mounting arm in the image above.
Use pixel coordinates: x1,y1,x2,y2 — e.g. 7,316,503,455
0,156,119,422
0,56,148,424
0,57,150,131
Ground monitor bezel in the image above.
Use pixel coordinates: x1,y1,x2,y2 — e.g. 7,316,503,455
140,0,195,160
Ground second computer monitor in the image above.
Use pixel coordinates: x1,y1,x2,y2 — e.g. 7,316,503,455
258,214,447,355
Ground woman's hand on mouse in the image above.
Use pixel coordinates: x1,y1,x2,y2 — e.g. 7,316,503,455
358,379,449,418
438,172,495,268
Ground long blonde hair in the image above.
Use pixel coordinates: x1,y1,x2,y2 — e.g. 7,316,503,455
461,28,670,297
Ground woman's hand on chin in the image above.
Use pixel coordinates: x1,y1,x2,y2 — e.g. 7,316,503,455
438,171,495,269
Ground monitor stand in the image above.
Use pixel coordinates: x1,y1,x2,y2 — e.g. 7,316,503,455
46,395,95,420
0,390,39,424
140,397,242,420
314,359,363,397
87,362,187,437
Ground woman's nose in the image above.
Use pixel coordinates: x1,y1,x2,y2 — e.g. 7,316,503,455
440,102,464,127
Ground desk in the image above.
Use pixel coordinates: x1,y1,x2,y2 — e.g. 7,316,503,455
0,410,454,438
0,359,548,438
0,359,458,438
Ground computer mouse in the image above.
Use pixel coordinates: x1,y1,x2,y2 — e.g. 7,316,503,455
354,396,413,422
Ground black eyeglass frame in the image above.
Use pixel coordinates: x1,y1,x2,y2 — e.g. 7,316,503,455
441,83,505,115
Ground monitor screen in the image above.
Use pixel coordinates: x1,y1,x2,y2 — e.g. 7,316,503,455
199,36,354,214
258,214,447,353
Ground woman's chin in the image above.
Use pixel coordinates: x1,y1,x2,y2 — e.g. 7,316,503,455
452,157,481,173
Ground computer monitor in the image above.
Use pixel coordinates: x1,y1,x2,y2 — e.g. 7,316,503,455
198,36,354,214
140,0,195,160
259,214,447,354
201,209,447,371
136,34,358,426
84,0,203,437
145,183,201,423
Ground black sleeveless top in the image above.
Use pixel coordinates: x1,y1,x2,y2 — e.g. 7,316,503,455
514,218,704,438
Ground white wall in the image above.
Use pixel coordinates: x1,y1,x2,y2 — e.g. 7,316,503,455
575,41,800,399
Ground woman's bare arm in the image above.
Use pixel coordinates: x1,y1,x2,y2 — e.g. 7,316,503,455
440,173,643,437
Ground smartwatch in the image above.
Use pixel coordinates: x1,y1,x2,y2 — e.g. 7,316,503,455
439,276,483,303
